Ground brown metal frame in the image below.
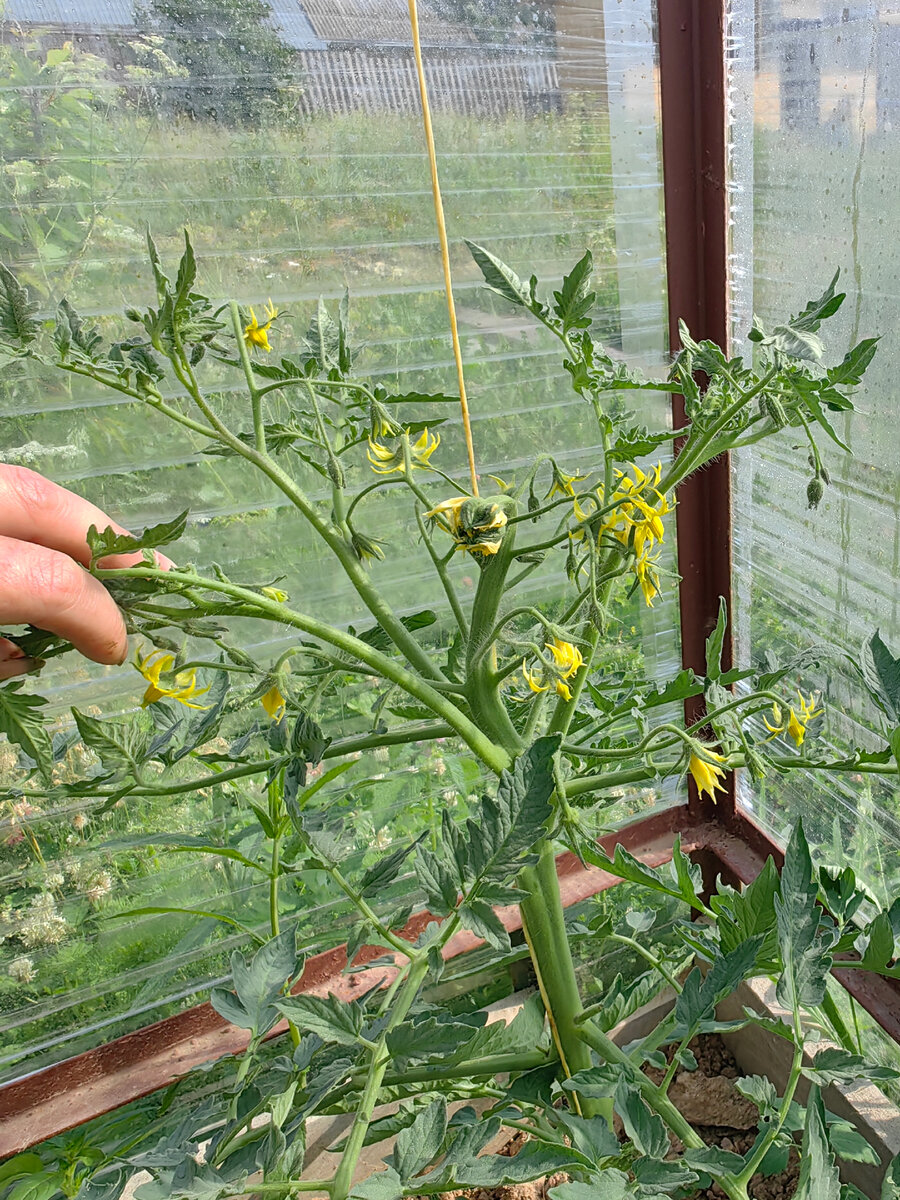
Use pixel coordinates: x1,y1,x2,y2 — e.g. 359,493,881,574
4,0,900,1163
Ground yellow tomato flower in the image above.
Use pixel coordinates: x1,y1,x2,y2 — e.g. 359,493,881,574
261,684,286,722
546,464,586,500
763,702,784,735
424,495,467,530
522,660,549,694
688,749,728,802
523,639,581,702
763,692,823,748
786,709,807,747
425,495,507,556
261,586,288,603
134,648,211,710
244,299,278,353
545,638,583,680
367,427,440,475
350,530,386,564
797,690,824,724
596,462,672,608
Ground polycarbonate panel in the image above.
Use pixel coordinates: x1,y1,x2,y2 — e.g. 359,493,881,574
0,1,675,1079
729,0,900,898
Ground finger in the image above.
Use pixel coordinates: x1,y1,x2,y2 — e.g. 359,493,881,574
0,465,173,571
0,535,128,665
0,657,37,681
0,637,26,663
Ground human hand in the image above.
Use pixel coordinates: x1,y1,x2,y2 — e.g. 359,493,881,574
0,466,171,681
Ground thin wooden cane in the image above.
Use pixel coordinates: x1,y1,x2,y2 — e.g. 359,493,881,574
407,0,479,496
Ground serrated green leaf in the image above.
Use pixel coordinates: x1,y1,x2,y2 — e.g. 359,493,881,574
418,1142,584,1192
358,836,422,898
796,1087,840,1200
790,378,852,452
673,937,763,1035
683,1146,746,1177
827,337,879,387
415,846,460,915
552,251,594,333
470,734,559,883
735,1075,779,1120
614,1080,669,1159
350,610,437,654
882,1151,900,1197
174,229,197,316
711,860,779,968
213,930,297,1034
705,597,728,681
862,630,900,722
134,1159,238,1200
633,1156,699,1191
582,835,705,911
772,325,824,361
349,1168,403,1200
385,1012,486,1070
72,708,152,775
0,681,51,780
827,1118,880,1165
790,271,845,332
87,511,188,563
465,240,533,309
276,993,364,1045
147,230,171,303
805,1047,900,1087
607,424,672,463
554,1113,619,1164
549,1179,630,1200
775,820,832,1011
460,897,510,950
0,263,39,346
391,1099,447,1182
55,298,102,360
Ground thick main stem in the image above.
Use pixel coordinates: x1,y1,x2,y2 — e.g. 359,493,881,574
518,841,607,1119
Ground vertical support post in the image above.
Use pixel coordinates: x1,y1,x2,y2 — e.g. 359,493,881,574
658,0,734,819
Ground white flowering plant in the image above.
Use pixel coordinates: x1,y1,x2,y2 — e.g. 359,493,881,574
3,220,900,1200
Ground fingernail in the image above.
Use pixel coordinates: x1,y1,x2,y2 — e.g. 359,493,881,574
0,638,25,663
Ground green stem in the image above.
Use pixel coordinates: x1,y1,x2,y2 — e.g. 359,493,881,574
734,1042,803,1188
325,862,420,960
96,565,510,773
606,933,684,996
331,956,431,1200
229,300,266,453
165,346,446,682
414,505,469,638
518,841,604,1118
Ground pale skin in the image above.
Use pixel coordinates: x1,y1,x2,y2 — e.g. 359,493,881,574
0,465,170,680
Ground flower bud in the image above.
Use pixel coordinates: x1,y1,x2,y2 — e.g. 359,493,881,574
763,394,788,428
326,456,345,488
807,476,825,509
528,485,540,521
564,534,578,582
744,746,767,782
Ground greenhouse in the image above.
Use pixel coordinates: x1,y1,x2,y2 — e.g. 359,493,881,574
2,0,900,1196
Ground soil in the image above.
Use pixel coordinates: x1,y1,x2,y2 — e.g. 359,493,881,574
420,1035,799,1200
